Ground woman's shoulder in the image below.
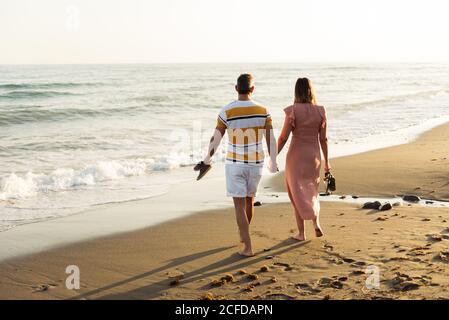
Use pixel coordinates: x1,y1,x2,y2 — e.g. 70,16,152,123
283,104,295,113
315,105,327,119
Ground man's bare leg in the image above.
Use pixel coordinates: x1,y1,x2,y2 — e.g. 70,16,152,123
245,197,254,224
233,197,254,257
239,197,254,243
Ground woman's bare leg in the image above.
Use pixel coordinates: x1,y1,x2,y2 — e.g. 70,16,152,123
313,216,324,237
233,197,254,257
292,211,306,241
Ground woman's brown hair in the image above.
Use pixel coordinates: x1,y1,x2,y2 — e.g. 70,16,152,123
294,78,317,105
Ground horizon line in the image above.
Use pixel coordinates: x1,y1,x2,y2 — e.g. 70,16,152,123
1,60,449,66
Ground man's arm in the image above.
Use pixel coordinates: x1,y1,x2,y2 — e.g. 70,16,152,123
264,124,278,172
203,126,226,165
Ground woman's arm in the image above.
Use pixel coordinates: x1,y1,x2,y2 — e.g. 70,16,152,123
319,122,331,172
277,114,292,154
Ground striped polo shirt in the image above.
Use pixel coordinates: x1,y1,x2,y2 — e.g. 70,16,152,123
217,100,272,167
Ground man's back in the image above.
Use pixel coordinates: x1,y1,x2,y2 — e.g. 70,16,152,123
217,100,272,166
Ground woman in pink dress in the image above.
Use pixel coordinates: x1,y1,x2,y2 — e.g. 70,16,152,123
277,78,331,241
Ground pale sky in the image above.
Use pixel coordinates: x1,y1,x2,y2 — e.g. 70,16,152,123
1,0,449,64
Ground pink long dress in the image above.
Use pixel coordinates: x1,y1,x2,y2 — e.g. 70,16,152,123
280,103,327,221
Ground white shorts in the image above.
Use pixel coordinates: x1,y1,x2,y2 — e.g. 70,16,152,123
225,164,263,198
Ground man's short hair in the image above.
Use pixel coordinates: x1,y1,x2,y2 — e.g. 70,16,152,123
237,74,253,94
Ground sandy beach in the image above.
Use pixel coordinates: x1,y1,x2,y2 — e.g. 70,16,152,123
1,122,449,300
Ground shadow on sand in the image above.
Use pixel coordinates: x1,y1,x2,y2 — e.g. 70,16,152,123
72,238,309,300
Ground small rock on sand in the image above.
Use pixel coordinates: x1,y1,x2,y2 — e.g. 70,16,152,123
254,201,262,207
221,274,235,283
201,292,214,300
362,201,382,210
210,279,225,287
352,196,360,199
403,195,421,203
247,274,259,281
380,203,393,211
260,265,270,272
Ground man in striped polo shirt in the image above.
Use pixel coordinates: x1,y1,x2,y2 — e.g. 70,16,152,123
195,74,277,257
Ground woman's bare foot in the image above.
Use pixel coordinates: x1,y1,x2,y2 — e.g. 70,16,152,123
315,228,324,238
292,233,306,242
238,249,255,257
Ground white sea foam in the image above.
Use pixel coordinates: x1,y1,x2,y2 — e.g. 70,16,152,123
0,154,195,201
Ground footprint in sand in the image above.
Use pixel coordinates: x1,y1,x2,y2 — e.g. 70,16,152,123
296,283,321,295
389,273,421,292
264,293,297,300
427,234,443,242
32,284,57,292
436,251,449,263
351,270,365,276
274,262,293,271
317,277,344,290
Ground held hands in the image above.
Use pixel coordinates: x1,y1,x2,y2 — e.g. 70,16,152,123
267,159,279,174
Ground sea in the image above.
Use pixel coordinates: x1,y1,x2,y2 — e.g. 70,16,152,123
1,63,449,231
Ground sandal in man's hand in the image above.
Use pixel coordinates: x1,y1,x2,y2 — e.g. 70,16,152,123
194,161,212,181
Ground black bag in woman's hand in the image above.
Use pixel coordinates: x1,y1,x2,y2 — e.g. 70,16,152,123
325,172,336,194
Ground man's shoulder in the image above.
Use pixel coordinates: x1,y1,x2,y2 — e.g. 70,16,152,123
222,100,269,110
219,100,238,114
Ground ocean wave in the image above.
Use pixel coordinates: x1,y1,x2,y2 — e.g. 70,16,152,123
0,107,102,125
0,154,194,201
0,90,79,100
0,105,147,126
0,82,103,90
343,88,449,111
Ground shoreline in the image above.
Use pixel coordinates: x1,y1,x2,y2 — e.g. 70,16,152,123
2,113,449,232
0,119,449,299
1,118,449,262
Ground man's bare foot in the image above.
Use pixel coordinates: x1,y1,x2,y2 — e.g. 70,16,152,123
292,233,306,242
238,249,255,257
315,228,324,238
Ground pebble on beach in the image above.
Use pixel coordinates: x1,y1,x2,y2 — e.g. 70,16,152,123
403,195,421,203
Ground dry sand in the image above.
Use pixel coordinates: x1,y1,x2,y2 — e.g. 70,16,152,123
1,123,449,300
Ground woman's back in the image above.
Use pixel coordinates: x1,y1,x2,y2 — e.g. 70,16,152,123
285,103,326,142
